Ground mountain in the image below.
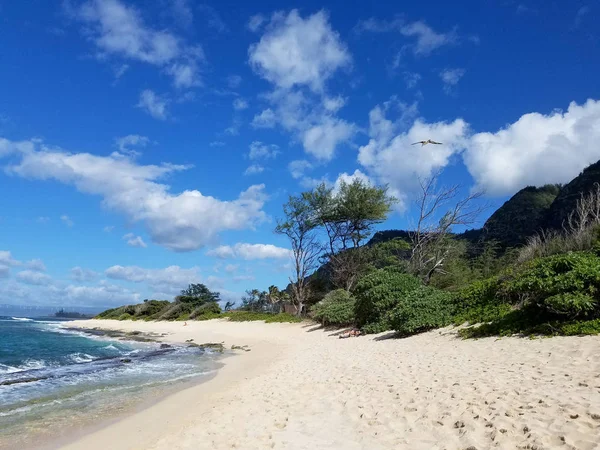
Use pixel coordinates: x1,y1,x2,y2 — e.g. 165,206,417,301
544,160,600,230
481,184,561,248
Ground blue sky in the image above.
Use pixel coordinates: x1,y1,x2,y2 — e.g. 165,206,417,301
1,0,599,308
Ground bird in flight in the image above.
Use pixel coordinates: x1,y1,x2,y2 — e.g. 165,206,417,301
412,139,443,146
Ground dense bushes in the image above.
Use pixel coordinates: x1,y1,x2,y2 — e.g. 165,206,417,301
190,301,222,319
354,267,421,333
311,289,356,326
452,277,512,325
389,286,454,335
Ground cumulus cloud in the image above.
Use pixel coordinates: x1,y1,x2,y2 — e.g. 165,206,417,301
26,259,46,272
137,90,169,120
302,118,356,161
16,270,53,286
358,98,468,210
123,232,147,248
248,11,355,162
464,99,600,196
105,264,210,297
288,159,313,179
440,68,465,94
249,10,351,92
69,0,203,88
198,4,228,33
0,137,268,251
248,141,279,160
0,250,20,278
207,243,291,260
244,164,264,176
71,266,98,282
115,134,150,156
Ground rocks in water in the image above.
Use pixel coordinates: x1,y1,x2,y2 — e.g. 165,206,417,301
185,339,194,342
159,343,172,349
120,358,132,363
188,342,225,353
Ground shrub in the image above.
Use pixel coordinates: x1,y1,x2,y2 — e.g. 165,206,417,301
190,301,221,319
224,312,301,323
389,286,454,335
354,267,421,332
503,252,600,318
156,302,193,321
311,289,356,326
452,277,512,325
118,313,132,321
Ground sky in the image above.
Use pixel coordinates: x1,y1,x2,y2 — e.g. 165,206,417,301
1,0,599,309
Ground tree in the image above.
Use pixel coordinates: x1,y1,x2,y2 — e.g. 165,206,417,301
275,194,322,316
178,283,220,306
304,179,396,291
224,301,236,312
240,289,268,311
409,169,487,284
266,285,288,313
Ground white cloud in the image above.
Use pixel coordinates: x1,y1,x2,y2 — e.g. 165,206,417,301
244,164,264,176
358,98,468,210
440,68,465,94
302,118,356,161
123,232,147,248
233,98,249,110
103,225,115,232
207,243,291,260
0,251,20,275
61,215,74,227
248,141,279,160
16,270,53,286
247,13,265,32
37,216,50,223
137,90,169,120
115,134,150,156
226,75,242,88
105,264,212,297
0,266,9,279
323,96,346,113
0,137,268,252
251,108,277,128
249,10,351,92
70,0,203,88
233,275,255,282
71,266,98,282
333,169,372,193
464,99,600,196
209,141,225,147
355,18,459,57
288,159,313,179
26,259,46,272
224,264,238,273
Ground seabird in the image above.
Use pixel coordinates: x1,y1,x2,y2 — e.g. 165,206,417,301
411,139,443,146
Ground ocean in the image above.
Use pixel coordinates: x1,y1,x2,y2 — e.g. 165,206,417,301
0,316,224,448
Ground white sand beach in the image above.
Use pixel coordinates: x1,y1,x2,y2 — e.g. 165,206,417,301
58,319,600,450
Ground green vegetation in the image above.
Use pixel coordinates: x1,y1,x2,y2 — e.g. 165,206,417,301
311,289,356,326
96,160,600,339
353,268,421,333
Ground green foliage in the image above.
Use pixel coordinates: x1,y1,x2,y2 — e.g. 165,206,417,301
224,312,302,323
311,289,356,326
483,185,560,248
354,267,421,332
156,302,194,321
177,283,220,306
118,313,132,321
190,301,222,319
452,277,512,325
503,252,600,318
365,239,411,271
388,286,454,335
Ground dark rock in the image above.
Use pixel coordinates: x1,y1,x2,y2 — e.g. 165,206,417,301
160,343,172,349
120,358,132,363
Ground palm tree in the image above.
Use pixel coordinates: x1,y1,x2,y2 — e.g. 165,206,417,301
266,285,281,313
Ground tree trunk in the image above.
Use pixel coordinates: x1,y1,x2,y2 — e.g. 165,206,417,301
296,301,304,317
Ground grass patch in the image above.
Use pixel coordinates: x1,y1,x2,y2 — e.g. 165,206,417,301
224,312,302,323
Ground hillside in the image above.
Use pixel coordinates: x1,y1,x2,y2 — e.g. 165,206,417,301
481,184,561,248
544,160,600,230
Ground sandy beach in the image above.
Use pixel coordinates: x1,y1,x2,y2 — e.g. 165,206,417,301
55,319,600,450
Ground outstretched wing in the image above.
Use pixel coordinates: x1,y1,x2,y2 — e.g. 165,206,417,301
411,141,423,145
430,140,443,145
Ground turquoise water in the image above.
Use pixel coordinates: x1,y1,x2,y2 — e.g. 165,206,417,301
0,316,223,447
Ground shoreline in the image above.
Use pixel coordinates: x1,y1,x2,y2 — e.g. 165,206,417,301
24,319,600,450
